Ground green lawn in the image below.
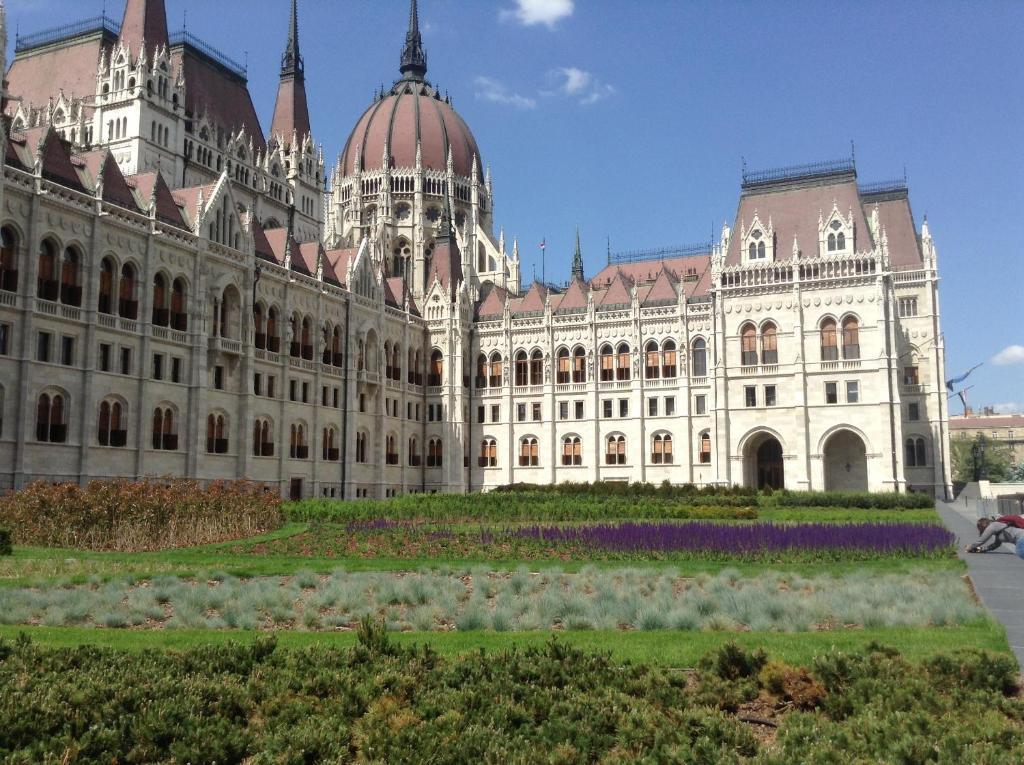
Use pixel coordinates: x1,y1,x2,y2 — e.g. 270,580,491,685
0,620,1005,667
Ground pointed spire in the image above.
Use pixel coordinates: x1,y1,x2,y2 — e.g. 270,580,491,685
270,0,311,147
572,227,584,281
118,0,169,63
399,0,428,81
281,0,303,76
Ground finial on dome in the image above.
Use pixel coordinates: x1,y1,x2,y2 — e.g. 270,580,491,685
280,0,303,78
399,0,427,81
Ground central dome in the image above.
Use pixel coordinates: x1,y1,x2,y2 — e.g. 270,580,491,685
339,79,483,181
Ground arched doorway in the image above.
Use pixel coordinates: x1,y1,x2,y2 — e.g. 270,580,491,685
743,432,785,490
823,430,868,491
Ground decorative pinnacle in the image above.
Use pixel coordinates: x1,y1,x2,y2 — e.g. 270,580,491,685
281,0,303,78
399,0,427,81
571,227,584,281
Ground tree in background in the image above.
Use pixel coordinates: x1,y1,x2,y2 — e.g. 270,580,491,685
950,435,1015,483
1009,462,1024,482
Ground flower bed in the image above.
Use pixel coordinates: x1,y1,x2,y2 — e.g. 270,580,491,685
516,521,955,558
0,479,283,552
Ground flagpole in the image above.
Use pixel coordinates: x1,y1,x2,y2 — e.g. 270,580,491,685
541,237,546,285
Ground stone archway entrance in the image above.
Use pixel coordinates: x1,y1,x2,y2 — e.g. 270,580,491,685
823,430,868,491
744,433,785,490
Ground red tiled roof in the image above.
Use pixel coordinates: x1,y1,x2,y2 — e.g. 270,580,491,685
726,175,871,265
171,182,217,228
26,127,88,193
324,247,358,286
476,283,509,318
427,232,463,301
118,0,169,61
598,271,633,307
79,149,142,213
339,81,482,179
170,46,265,151
553,278,588,311
384,277,407,307
262,228,301,271
128,170,187,228
513,282,548,314
872,197,923,269
6,33,111,109
5,132,33,172
642,266,678,305
270,75,311,146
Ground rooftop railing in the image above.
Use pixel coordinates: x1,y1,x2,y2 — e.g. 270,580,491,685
742,157,856,189
15,15,119,52
858,179,908,196
608,241,712,265
169,31,247,78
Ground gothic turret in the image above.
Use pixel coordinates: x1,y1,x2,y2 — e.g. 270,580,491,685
270,0,312,147
399,0,428,81
571,227,585,282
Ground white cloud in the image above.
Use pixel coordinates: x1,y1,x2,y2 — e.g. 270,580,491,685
547,67,616,105
991,345,1024,366
500,0,574,28
993,402,1024,414
473,76,537,110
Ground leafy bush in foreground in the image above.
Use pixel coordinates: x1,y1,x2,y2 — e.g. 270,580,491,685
0,529,10,556
495,480,758,498
0,479,283,552
0,627,1021,763
287,491,757,522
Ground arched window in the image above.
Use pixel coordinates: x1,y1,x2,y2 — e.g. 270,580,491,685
691,338,707,378
476,353,488,388
290,423,308,459
153,406,177,450
820,319,838,361
573,347,587,383
118,263,137,318
253,418,273,457
171,278,188,331
36,392,67,443
98,256,115,314
390,343,401,380
616,342,631,381
599,344,614,382
827,233,837,251
300,318,313,360
479,438,497,467
37,240,59,301
428,350,444,386
557,348,571,384
645,341,660,380
519,436,539,467
265,307,279,353
385,434,399,465
699,432,712,464
529,350,544,386
905,437,928,467
0,226,19,292
740,323,758,366
383,341,392,378
323,427,339,460
206,413,228,453
561,435,582,466
605,435,626,465
489,352,502,388
219,286,240,340
515,350,529,386
651,433,674,464
355,431,368,463
408,437,420,466
837,232,846,250
97,398,126,447
60,246,82,306
761,323,778,365
427,438,443,467
662,340,677,378
152,274,169,325
842,317,860,360
408,348,417,385
749,242,757,260
254,304,266,349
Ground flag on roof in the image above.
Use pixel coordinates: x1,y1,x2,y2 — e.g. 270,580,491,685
539,238,546,250
946,363,982,391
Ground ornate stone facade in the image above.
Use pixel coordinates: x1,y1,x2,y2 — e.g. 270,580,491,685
0,1,952,498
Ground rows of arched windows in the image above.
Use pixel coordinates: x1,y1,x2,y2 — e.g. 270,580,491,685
644,340,678,379
384,341,402,381
820,317,860,361
739,322,778,367
37,240,81,306
481,432,697,469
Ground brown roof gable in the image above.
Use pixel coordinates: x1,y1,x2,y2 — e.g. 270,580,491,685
6,34,111,110
22,127,88,193
118,0,170,61
598,271,633,307
270,76,312,147
476,282,509,318
554,278,589,311
642,266,678,305
79,149,141,213
128,171,187,228
514,281,549,313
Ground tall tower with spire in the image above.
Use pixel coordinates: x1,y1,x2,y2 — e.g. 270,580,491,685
269,0,322,243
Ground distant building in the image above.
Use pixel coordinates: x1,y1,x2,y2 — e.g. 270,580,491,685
0,0,952,498
950,411,1024,463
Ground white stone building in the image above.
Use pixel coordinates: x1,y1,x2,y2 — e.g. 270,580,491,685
0,0,952,498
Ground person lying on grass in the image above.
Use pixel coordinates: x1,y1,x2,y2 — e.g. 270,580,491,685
967,516,1024,556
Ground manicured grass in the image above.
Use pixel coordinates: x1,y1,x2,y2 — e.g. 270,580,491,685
0,620,1007,667
757,506,940,523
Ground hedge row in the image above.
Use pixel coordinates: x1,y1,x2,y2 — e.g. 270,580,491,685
0,480,283,552
287,492,758,523
495,481,758,498
0,529,10,557
0,625,1020,763
761,490,935,510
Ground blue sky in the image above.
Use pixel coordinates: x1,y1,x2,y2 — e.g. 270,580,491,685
7,0,1024,412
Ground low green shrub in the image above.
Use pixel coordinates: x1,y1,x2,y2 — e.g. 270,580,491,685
761,490,935,510
0,479,283,552
0,627,1020,763
0,529,10,556
495,480,758,498
287,492,757,522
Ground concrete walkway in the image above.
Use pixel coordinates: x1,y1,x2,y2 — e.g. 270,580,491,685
937,500,1024,665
